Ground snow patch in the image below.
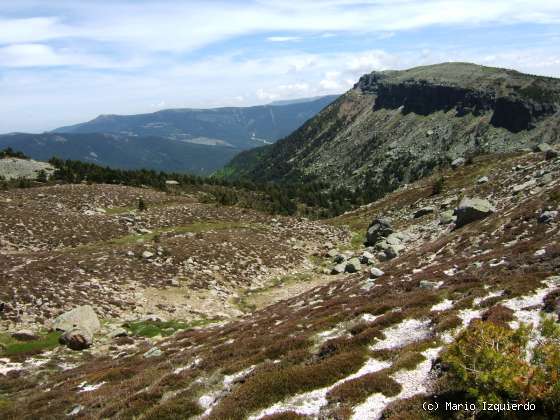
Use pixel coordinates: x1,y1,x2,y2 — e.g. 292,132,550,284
370,319,431,350
431,299,453,312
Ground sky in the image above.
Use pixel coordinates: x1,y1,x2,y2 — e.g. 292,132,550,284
1,0,560,133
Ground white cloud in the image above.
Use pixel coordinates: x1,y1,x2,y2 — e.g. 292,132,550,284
266,36,301,42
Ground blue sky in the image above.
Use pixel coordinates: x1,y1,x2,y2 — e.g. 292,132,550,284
1,0,560,133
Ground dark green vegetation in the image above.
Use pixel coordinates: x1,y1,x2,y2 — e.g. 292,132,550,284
0,148,28,159
223,63,560,193
123,319,213,338
0,332,61,359
54,96,338,150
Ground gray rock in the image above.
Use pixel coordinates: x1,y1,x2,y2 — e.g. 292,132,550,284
419,280,443,289
360,251,375,265
454,197,495,228
60,328,93,351
538,210,558,224
512,179,536,193
477,176,489,184
414,207,435,218
369,267,385,278
539,173,554,186
11,330,38,341
451,157,465,169
142,251,155,259
546,149,559,160
326,249,338,258
109,328,128,339
331,263,346,275
345,258,362,273
52,305,101,334
333,254,347,264
143,347,163,358
385,233,403,245
439,209,456,225
533,143,552,153
365,218,393,246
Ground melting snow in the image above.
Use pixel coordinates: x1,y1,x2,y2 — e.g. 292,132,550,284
77,381,106,393
370,319,431,350
473,290,504,306
430,299,453,312
249,358,390,419
351,347,441,420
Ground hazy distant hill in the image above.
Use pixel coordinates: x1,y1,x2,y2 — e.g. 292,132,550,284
54,95,339,150
0,132,240,175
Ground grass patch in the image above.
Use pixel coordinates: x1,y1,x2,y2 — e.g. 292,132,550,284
0,331,62,358
123,318,212,338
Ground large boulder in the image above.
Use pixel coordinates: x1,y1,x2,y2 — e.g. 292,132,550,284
454,197,495,228
345,258,362,273
52,305,101,335
59,328,93,351
365,218,393,246
413,207,435,218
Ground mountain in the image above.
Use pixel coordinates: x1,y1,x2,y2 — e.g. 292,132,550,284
0,132,241,175
223,63,560,191
2,146,559,418
53,95,339,150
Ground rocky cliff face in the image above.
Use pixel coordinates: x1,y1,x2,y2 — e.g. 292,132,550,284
224,62,560,190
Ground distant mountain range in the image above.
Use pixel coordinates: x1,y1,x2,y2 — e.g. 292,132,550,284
54,95,339,150
0,95,338,175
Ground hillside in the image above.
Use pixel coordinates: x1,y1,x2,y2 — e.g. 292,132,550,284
1,146,559,418
0,133,241,175
54,96,339,150
223,63,560,192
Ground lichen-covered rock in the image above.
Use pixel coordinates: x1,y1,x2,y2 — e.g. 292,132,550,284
365,218,393,246
454,197,495,228
52,305,101,335
345,258,362,273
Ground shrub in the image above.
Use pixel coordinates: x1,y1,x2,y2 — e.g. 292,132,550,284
441,319,560,412
431,176,445,196
326,371,402,405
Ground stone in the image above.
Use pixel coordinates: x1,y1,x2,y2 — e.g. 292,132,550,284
439,210,456,225
360,251,375,265
413,207,435,218
345,258,362,273
52,305,101,334
512,179,536,193
331,263,346,275
109,328,128,339
369,267,385,278
143,347,163,358
365,218,393,246
142,251,155,259
419,280,443,289
477,176,489,184
545,149,559,160
333,254,347,264
533,143,552,153
326,249,338,258
538,210,558,224
60,328,93,351
451,157,465,169
11,330,38,341
165,180,179,185
454,197,495,228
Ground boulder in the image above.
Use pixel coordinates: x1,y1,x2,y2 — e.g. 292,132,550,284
109,328,128,339
451,157,465,169
546,149,559,160
331,263,346,275
59,328,93,351
369,267,385,278
533,143,552,153
413,207,435,218
142,251,155,259
143,347,163,358
419,280,443,289
454,197,495,228
365,218,393,246
11,330,38,341
512,179,536,194
439,210,456,225
326,249,338,258
359,251,375,265
333,254,347,264
477,176,489,184
345,258,362,273
538,210,558,224
52,305,101,335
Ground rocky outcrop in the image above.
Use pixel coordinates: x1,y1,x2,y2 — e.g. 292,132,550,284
365,218,394,246
52,305,101,336
454,197,495,228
